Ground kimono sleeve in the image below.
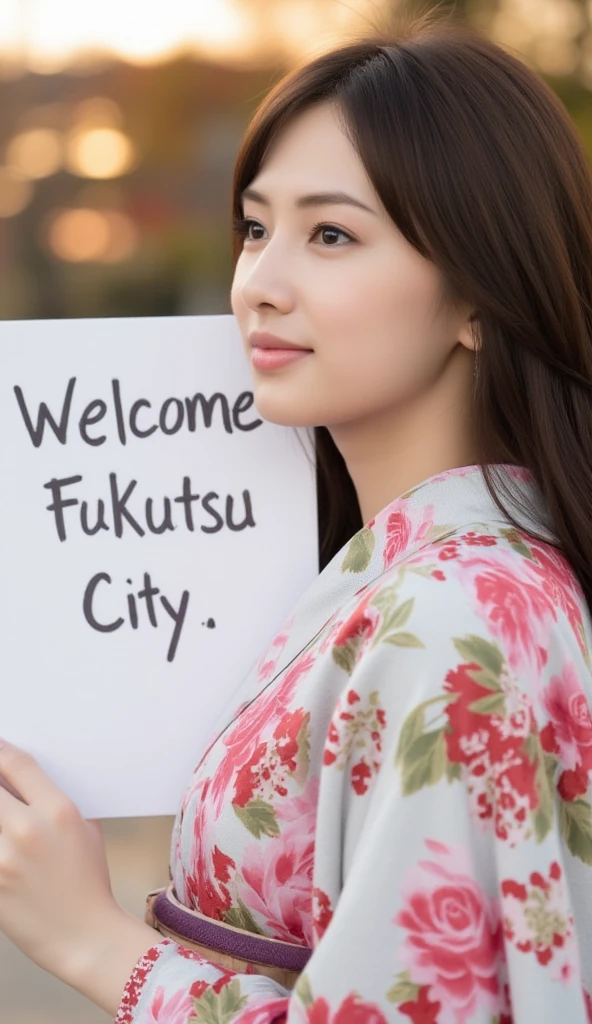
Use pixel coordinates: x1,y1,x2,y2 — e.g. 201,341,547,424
115,576,592,1023
296,577,592,1022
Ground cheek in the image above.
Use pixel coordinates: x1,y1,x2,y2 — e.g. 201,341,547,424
230,246,449,430
314,262,446,392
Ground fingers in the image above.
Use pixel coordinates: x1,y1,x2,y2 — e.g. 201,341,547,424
0,742,72,812
0,774,25,804
0,781,30,831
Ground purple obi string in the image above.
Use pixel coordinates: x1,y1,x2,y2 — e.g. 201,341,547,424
152,887,313,972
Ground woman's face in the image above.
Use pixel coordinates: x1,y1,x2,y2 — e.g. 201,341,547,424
231,101,472,430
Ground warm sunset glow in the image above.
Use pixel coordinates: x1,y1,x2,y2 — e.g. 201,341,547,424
490,0,583,75
0,0,388,70
6,127,62,178
46,206,139,261
0,0,255,69
73,97,124,129
100,211,140,262
65,127,137,179
0,166,34,216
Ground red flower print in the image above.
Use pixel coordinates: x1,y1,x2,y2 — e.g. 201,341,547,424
541,660,592,779
501,860,576,971
458,550,556,676
184,779,237,920
275,707,310,772
443,661,539,844
232,708,311,808
312,887,334,942
307,994,388,1024
334,994,389,1024
307,997,330,1024
147,986,195,1024
176,946,206,961
232,742,268,808
585,988,592,1023
351,760,372,795
399,986,441,1024
383,508,412,567
211,649,317,813
396,840,503,1024
323,689,387,795
527,539,586,650
438,540,461,561
239,1001,288,1024
237,782,318,945
332,589,380,654
276,776,319,823
256,620,293,685
461,531,497,547
115,947,163,1024
558,765,590,801
239,821,314,944
211,968,235,994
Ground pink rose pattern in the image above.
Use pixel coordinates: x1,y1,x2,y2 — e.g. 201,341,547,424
395,840,505,1024
540,659,592,800
146,986,195,1024
116,466,592,1024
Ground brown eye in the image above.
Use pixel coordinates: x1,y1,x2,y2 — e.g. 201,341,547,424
319,227,340,245
232,218,266,242
310,223,354,246
246,221,266,241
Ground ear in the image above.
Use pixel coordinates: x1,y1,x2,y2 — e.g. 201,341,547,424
457,311,480,353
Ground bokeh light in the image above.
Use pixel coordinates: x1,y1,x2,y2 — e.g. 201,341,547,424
0,0,387,69
99,210,140,261
46,206,139,261
72,97,124,129
65,127,137,179
6,128,63,179
0,166,34,216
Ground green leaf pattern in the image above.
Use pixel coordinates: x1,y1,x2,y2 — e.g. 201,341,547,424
189,979,248,1024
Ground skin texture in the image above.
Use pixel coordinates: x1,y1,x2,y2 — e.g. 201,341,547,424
0,101,481,1016
231,101,479,522
0,741,157,1015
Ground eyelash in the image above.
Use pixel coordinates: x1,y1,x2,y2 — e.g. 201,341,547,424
232,217,355,247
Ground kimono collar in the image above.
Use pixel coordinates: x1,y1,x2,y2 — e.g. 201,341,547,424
266,462,556,685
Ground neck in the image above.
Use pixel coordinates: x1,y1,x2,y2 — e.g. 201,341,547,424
329,353,479,523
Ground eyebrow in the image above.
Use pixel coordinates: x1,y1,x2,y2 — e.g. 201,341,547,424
241,187,377,215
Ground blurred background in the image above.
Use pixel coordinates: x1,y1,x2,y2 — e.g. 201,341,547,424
0,0,591,1019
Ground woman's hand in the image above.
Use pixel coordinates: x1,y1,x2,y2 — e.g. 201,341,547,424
0,740,159,1015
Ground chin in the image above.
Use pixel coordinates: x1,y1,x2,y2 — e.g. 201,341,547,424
250,388,321,429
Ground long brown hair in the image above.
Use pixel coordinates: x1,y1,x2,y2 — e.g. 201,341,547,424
231,17,592,608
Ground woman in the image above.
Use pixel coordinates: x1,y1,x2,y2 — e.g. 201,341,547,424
1,17,592,1024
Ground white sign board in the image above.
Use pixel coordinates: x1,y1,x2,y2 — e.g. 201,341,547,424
0,315,318,818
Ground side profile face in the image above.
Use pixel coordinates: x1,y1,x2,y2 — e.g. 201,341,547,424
231,101,474,433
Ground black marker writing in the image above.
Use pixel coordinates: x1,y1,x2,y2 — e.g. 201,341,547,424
83,571,190,662
44,474,255,542
15,378,263,448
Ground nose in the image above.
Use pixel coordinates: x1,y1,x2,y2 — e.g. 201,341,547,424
237,241,296,314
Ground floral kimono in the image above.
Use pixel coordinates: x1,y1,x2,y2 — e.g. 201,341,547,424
115,463,592,1024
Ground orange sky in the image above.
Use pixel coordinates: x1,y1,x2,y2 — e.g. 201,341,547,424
0,0,385,71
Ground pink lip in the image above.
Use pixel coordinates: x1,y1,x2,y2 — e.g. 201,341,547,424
249,331,311,351
251,347,311,371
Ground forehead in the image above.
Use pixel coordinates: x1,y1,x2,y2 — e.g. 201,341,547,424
249,102,374,200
